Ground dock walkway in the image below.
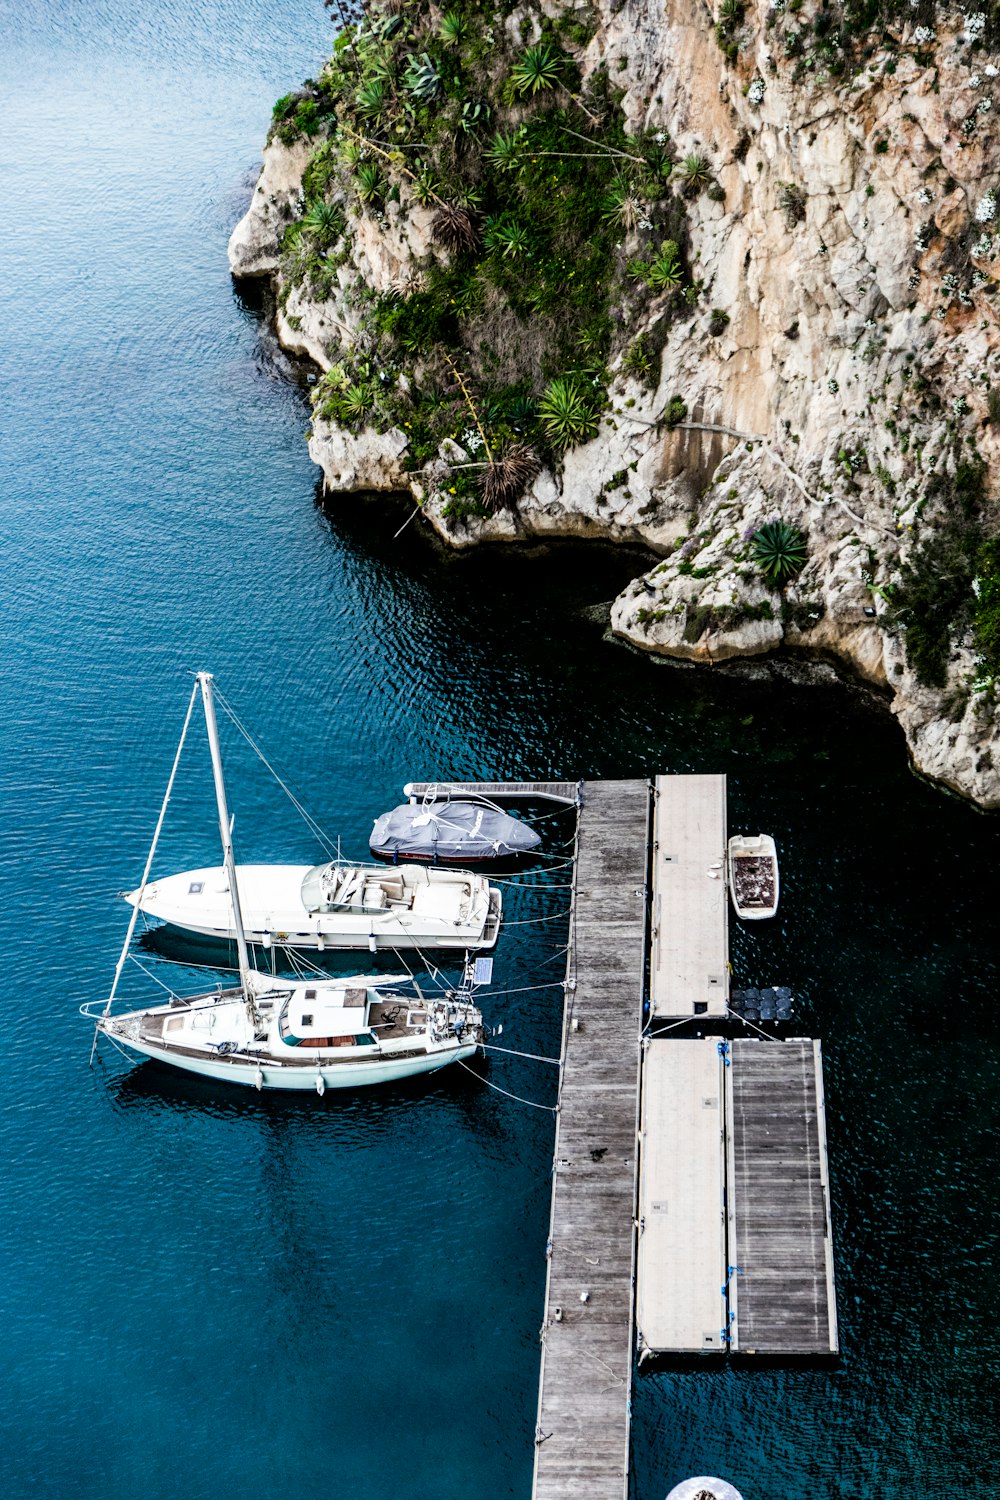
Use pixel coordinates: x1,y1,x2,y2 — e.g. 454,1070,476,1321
403,780,580,805
727,1038,839,1354
532,779,650,1500
650,774,729,1019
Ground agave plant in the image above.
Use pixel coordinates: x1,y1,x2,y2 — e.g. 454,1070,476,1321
601,175,642,233
403,51,442,101
356,77,390,119
752,520,807,585
538,377,599,451
680,153,712,190
355,161,384,203
438,9,468,45
302,199,344,244
484,214,531,259
645,240,683,291
342,382,376,421
432,204,479,253
485,127,525,172
509,43,562,97
480,442,542,510
411,165,440,206
717,0,744,28
507,392,537,430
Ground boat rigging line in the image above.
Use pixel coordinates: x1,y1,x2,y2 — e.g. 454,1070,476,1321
90,678,200,1066
213,685,342,860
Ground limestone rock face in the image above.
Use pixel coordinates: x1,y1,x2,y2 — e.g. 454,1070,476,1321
229,0,1000,808
228,138,312,277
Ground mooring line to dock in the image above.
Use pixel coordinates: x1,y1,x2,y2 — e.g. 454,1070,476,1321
457,1057,558,1110
481,1043,561,1065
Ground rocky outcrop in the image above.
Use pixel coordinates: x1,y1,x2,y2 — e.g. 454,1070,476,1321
229,0,1000,808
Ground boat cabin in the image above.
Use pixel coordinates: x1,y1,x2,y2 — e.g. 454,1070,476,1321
278,987,377,1048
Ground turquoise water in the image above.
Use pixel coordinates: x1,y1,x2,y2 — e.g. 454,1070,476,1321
0,3,997,1497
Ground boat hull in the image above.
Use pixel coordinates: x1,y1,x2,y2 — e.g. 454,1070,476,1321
101,1029,481,1090
128,864,501,951
727,834,780,921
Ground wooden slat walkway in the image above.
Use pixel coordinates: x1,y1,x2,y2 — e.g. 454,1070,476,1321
402,779,581,805
533,780,650,1500
727,1039,839,1354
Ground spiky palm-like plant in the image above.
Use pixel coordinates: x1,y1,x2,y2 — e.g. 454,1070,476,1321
356,77,390,119
439,9,468,45
355,162,384,203
752,520,807,585
480,443,542,510
302,199,344,244
680,153,712,190
403,51,442,100
459,98,489,134
432,204,479,253
484,214,531,259
645,240,683,291
342,383,375,421
538,377,599,451
485,127,525,172
411,167,440,206
601,175,642,233
509,43,562,96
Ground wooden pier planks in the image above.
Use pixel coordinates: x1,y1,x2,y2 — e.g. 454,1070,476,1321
727,1038,839,1355
532,780,650,1500
650,774,729,1019
402,780,580,805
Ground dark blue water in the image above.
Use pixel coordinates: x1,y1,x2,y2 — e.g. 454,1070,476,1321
1,3,997,1497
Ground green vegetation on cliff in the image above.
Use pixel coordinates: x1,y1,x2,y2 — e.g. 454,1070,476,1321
272,0,705,514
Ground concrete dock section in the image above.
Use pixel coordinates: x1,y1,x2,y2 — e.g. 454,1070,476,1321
650,774,729,1019
636,1038,728,1356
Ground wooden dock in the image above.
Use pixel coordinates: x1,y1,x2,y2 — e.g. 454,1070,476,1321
650,774,729,1019
532,779,650,1500
403,779,581,805
726,1039,839,1354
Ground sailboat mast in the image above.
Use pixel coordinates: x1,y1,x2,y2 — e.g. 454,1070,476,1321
197,672,254,998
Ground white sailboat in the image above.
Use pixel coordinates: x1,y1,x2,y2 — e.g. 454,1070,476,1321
87,674,485,1091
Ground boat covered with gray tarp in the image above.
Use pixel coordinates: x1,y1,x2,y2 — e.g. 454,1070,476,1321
370,800,542,864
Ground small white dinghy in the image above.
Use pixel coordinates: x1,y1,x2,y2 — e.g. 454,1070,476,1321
727,834,780,920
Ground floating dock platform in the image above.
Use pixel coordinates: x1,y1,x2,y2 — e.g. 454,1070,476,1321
403,780,580,805
404,777,839,1498
650,774,729,1019
532,780,648,1500
727,1037,838,1354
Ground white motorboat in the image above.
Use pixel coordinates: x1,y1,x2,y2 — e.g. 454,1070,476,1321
129,859,501,953
727,834,780,921
88,673,484,1091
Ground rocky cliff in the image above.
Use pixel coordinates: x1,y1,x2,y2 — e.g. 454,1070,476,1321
229,0,1000,807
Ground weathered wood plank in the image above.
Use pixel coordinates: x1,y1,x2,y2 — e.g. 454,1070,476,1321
533,780,649,1500
727,1038,839,1354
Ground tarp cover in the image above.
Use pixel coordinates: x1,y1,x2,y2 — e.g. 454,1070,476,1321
371,802,541,861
